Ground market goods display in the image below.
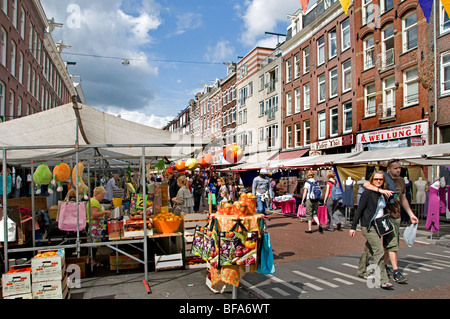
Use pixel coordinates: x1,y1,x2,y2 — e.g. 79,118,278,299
152,212,182,233
216,192,256,216
33,163,53,195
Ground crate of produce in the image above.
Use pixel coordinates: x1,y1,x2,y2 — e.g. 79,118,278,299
2,265,32,298
31,249,66,283
32,276,69,299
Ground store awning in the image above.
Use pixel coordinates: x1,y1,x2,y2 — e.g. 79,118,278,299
268,148,309,160
333,143,450,165
281,153,355,168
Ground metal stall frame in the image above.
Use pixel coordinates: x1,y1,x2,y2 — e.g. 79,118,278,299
1,142,196,294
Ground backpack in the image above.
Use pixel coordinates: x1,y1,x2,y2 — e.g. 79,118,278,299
331,181,343,201
307,180,322,201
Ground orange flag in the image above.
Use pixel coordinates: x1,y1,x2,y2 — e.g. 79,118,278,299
443,0,450,20
299,0,310,13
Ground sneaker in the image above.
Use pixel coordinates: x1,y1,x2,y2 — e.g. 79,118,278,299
319,225,323,233
381,282,394,289
305,230,313,234
393,270,407,283
337,223,342,231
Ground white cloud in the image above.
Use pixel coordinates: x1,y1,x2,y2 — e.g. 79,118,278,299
205,39,236,62
238,0,300,47
174,12,202,35
104,108,174,129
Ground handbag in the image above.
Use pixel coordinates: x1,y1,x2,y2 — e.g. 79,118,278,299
297,205,306,217
373,214,394,236
58,198,87,231
256,218,275,275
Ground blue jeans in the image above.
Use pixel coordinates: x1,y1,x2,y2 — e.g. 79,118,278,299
256,196,268,214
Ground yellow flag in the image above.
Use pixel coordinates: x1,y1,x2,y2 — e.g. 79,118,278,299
443,0,450,19
339,0,351,14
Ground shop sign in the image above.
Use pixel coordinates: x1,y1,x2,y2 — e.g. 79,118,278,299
359,122,427,144
310,134,354,151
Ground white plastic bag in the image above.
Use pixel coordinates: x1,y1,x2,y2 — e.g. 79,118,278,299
0,216,17,242
403,223,418,247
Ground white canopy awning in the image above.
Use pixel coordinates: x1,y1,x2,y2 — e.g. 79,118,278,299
0,103,211,164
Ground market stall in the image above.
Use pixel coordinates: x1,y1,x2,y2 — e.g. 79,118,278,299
190,192,273,296
0,100,211,298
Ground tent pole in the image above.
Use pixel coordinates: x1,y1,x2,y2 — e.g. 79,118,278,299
141,146,150,293
2,148,8,271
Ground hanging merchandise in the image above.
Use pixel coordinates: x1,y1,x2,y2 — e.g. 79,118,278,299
256,218,275,275
33,163,53,195
58,200,86,232
0,215,16,242
71,161,88,200
51,162,71,192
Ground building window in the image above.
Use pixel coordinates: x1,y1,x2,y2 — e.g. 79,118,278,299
303,47,309,73
341,19,351,51
318,74,326,103
8,89,14,120
259,75,264,91
343,101,352,133
286,59,292,83
441,52,450,95
317,37,325,66
304,83,310,110
10,40,16,77
318,112,326,140
362,0,374,26
404,67,418,106
266,124,278,148
304,119,310,145
330,107,338,137
18,51,23,84
342,59,352,92
330,67,338,98
295,122,301,147
259,101,265,116
403,11,417,52
286,92,292,116
286,125,292,149
0,81,4,118
441,3,450,34
295,88,301,113
329,30,337,59
364,83,376,117
294,53,300,78
20,7,25,39
381,24,394,68
382,76,396,117
17,96,22,118
381,0,394,14
364,35,375,70
0,27,6,67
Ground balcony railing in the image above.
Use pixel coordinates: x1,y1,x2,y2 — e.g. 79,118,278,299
378,100,396,120
377,48,394,71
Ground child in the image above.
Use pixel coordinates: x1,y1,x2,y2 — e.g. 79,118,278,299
220,190,229,205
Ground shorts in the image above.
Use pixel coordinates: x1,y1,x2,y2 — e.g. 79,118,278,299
383,217,400,252
305,199,319,221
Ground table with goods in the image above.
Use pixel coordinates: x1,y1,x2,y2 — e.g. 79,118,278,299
190,192,272,294
107,182,185,273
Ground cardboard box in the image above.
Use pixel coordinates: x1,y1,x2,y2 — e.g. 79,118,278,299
66,256,87,278
2,266,31,297
3,293,32,299
123,219,153,238
109,252,141,271
32,277,69,299
31,249,66,282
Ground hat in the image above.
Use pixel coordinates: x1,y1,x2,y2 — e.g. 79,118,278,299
259,168,268,175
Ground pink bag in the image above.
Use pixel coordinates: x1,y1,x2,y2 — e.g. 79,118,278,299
297,205,306,217
317,206,328,225
58,201,87,231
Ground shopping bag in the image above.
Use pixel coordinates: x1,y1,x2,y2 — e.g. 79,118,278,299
219,220,255,267
0,216,16,242
191,225,205,257
403,223,418,247
317,206,328,225
58,201,86,231
202,218,219,264
297,205,306,218
373,214,394,236
257,218,275,274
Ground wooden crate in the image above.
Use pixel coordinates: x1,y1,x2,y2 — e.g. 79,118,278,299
181,212,209,258
154,253,183,271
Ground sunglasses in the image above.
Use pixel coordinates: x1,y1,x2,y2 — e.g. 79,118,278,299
373,178,384,181
387,158,400,167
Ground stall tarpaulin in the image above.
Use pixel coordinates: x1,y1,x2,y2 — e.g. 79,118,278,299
0,103,211,163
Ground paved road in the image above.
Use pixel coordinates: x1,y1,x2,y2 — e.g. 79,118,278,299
239,211,450,299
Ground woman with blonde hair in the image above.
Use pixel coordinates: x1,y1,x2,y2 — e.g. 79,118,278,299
172,175,195,214
301,170,323,234
86,186,111,267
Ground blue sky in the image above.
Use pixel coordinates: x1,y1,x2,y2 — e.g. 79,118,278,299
41,0,311,128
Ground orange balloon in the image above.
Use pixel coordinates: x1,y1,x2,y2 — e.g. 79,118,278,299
175,160,186,171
